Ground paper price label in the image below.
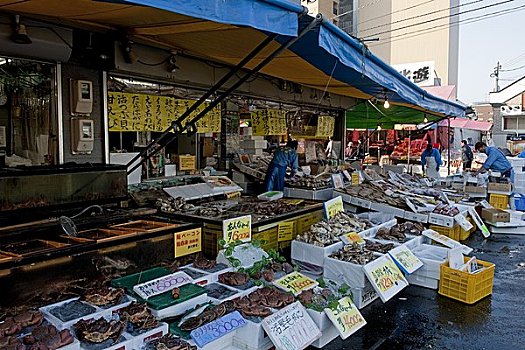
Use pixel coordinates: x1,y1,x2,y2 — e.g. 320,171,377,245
278,222,295,242
341,232,365,245
273,272,318,296
363,255,409,303
223,215,252,246
174,228,201,258
324,196,344,220
190,311,247,347
133,271,193,300
324,297,366,339
351,172,360,186
388,245,423,275
468,207,490,238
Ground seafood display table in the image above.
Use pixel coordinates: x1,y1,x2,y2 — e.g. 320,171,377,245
284,186,334,201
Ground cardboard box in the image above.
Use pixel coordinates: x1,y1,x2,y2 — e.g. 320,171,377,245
464,185,487,197
487,182,512,194
481,208,510,223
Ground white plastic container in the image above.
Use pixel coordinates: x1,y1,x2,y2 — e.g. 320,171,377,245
404,211,429,223
291,240,343,268
40,297,111,330
306,308,332,332
233,318,272,350
150,293,209,319
310,322,339,348
428,213,456,228
127,322,168,349
370,202,405,218
350,282,379,309
323,255,380,289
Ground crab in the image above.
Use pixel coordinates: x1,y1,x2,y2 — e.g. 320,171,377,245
192,256,217,270
149,333,197,350
218,272,249,286
13,310,44,329
0,318,21,337
118,303,158,330
74,317,125,344
0,335,25,350
82,285,125,307
23,325,74,350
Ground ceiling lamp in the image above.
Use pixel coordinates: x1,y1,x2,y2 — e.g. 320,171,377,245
383,99,390,109
11,15,31,44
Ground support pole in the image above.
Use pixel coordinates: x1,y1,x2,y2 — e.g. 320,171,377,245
448,117,451,175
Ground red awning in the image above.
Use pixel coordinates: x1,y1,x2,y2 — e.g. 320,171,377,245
439,118,492,131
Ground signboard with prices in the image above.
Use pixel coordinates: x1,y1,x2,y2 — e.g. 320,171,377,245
133,271,193,299
387,245,423,275
363,255,409,303
278,221,295,242
251,109,287,136
315,115,335,137
223,215,252,246
190,311,247,347
273,272,318,296
324,296,367,339
262,301,321,350
174,228,202,258
324,196,344,220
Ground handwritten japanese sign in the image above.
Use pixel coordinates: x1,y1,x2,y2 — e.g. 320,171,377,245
273,272,318,296
324,196,344,220
262,301,321,350
278,222,295,242
315,115,335,137
190,311,247,347
387,245,423,275
340,232,365,246
351,172,360,186
222,215,252,246
324,297,366,339
133,271,193,300
174,228,201,258
363,255,408,303
251,109,287,136
107,92,221,133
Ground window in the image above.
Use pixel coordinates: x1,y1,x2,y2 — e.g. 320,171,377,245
503,116,525,131
333,1,338,15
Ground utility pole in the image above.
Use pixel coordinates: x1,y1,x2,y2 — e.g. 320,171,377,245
490,61,502,92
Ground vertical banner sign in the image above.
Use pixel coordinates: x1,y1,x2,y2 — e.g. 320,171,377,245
174,228,202,258
107,92,221,132
273,272,318,296
363,255,409,303
223,215,252,246
278,221,295,242
324,196,344,220
262,301,321,350
387,245,423,275
324,297,367,339
251,109,287,136
315,115,335,137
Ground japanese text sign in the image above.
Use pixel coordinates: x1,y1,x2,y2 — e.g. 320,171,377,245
340,232,365,246
315,115,335,137
251,109,287,136
273,272,318,296
262,301,321,350
133,271,193,300
363,255,409,303
387,245,423,275
190,311,247,347
223,215,252,246
174,228,202,258
324,297,366,339
324,196,344,220
278,222,295,242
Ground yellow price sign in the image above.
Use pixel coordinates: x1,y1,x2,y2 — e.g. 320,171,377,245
226,191,241,199
174,228,202,258
324,297,367,339
223,215,252,246
278,221,295,242
273,271,318,296
281,199,304,205
351,172,360,186
341,232,365,245
315,115,335,137
324,196,344,220
251,109,287,136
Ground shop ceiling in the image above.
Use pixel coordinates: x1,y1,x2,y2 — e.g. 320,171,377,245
0,0,465,118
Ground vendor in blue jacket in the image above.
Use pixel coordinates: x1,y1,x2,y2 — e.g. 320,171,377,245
421,143,442,176
264,140,299,192
474,142,512,177
518,149,525,158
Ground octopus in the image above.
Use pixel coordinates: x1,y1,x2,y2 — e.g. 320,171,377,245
74,317,126,344
0,310,44,337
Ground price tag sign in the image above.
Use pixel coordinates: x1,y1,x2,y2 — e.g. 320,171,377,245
226,191,241,199
324,196,344,220
262,301,321,350
133,271,193,300
332,174,344,189
223,215,252,246
190,311,247,347
278,222,295,242
342,170,352,182
174,228,202,258
363,255,409,303
468,207,491,238
387,245,423,275
351,172,360,186
454,213,474,232
273,272,318,296
324,297,366,339
340,232,365,245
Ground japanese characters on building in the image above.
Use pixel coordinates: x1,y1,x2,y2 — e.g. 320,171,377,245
392,61,436,87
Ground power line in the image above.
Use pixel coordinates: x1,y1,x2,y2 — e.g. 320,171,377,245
501,64,525,72
501,52,525,66
363,0,516,39
330,0,385,20
368,3,525,47
358,0,484,36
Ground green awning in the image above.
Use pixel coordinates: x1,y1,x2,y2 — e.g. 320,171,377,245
346,101,442,129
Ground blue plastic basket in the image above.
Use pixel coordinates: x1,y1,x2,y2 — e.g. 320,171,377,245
514,194,525,211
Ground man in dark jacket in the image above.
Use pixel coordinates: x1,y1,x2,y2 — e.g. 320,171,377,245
461,140,474,170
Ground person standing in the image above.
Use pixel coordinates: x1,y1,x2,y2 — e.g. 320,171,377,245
461,140,474,170
264,140,299,192
421,143,442,179
474,142,513,177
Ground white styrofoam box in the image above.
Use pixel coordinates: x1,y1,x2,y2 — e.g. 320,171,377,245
409,244,449,279
370,202,406,218
406,273,439,289
351,196,373,210
240,140,268,149
233,318,272,350
404,211,429,223
323,255,380,289
57,339,80,350
507,156,525,167
306,308,332,332
310,322,338,348
292,260,324,279
196,331,236,350
358,219,397,240
350,281,379,309
187,265,234,283
79,334,132,350
291,240,343,267
40,297,111,330
283,187,333,200
127,322,168,349
357,212,395,225
150,293,209,319
428,213,455,228
101,295,134,317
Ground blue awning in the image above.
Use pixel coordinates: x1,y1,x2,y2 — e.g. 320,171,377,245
277,16,466,117
102,0,303,36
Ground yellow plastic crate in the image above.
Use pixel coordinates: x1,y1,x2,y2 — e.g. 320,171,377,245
489,194,509,210
429,224,460,241
438,257,495,304
458,217,475,240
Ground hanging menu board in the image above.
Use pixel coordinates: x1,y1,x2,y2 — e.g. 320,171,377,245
315,115,335,137
223,215,252,246
363,255,409,303
251,109,287,136
174,228,202,258
107,92,221,132
262,301,321,350
324,297,366,339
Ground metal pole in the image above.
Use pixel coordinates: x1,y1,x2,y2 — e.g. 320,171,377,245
127,15,323,175
448,117,451,175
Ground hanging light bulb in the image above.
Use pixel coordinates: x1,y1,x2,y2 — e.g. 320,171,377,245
377,124,382,131
423,116,428,123
383,99,390,109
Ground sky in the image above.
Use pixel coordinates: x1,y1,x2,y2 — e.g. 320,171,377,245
458,0,525,104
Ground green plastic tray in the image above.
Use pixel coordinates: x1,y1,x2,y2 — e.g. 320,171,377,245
147,283,206,310
111,267,172,300
169,321,192,340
